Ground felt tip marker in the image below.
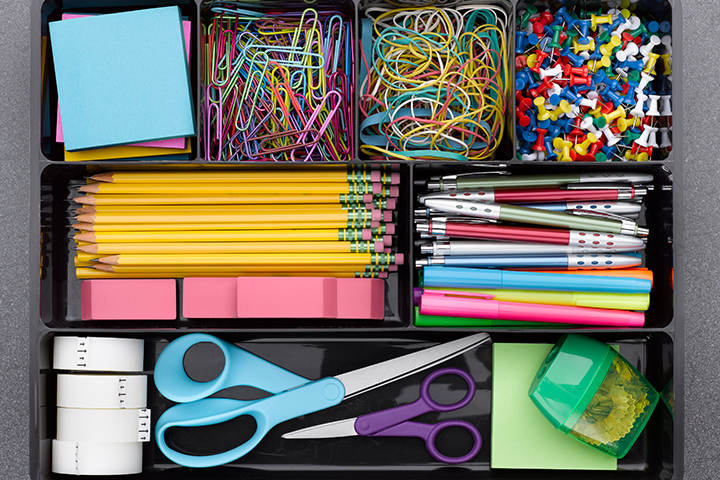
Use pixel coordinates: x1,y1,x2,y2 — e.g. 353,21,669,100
418,184,646,204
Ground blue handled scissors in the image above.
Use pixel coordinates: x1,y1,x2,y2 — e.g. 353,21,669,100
281,367,482,464
154,333,490,468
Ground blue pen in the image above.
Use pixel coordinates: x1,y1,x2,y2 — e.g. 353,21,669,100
422,266,652,294
416,254,641,270
518,201,642,217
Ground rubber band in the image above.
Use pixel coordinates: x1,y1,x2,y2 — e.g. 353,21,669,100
360,5,511,161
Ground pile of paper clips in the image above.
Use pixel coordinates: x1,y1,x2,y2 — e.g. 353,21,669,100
360,5,512,161
202,2,354,161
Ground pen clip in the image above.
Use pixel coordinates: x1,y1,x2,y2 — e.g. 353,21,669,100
424,290,496,300
562,182,634,191
429,169,510,181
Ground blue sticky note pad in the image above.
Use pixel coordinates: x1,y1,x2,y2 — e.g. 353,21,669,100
49,7,195,151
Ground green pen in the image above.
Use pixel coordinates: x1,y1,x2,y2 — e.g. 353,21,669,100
424,198,649,236
422,287,649,311
413,307,563,328
425,172,653,190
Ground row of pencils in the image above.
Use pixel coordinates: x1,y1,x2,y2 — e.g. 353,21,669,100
71,167,403,279
413,171,654,327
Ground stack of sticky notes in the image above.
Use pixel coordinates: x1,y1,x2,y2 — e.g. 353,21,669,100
49,6,195,161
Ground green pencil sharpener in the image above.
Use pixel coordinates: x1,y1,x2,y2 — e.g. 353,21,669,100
528,334,659,459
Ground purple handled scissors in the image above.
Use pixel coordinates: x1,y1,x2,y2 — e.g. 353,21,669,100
282,367,481,464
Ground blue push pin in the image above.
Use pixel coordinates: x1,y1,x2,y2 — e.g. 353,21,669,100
646,21,660,33
559,46,584,67
607,13,626,33
561,84,580,103
659,21,671,34
576,19,591,45
515,31,526,54
603,89,625,106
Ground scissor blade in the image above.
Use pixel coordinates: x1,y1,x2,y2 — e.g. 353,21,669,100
335,333,490,400
282,418,358,440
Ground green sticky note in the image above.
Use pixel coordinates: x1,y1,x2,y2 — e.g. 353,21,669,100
491,343,617,470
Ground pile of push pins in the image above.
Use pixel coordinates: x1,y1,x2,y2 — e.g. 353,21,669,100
515,0,672,161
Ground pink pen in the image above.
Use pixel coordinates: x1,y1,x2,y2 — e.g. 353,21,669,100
419,290,644,327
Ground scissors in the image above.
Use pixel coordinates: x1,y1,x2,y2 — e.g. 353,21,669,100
281,367,482,464
154,333,490,468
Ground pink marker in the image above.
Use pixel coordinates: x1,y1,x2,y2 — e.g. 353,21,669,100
419,290,644,327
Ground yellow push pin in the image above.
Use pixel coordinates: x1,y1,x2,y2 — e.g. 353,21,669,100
553,137,574,162
526,53,538,71
660,53,671,75
588,56,611,72
599,36,622,57
636,151,649,161
534,97,551,121
615,116,629,132
602,105,626,125
574,133,598,156
624,149,637,161
548,100,573,121
591,13,612,30
643,53,660,74
572,38,595,54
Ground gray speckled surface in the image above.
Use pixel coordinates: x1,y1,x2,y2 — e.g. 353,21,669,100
0,0,716,478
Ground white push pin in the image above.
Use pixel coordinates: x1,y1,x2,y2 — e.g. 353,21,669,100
630,91,648,118
612,18,632,37
616,42,639,62
537,151,546,161
521,152,539,161
648,127,659,147
580,117,600,137
586,90,599,100
578,97,598,109
614,67,629,78
639,35,662,57
646,95,661,116
565,105,580,118
637,72,654,92
660,95,672,116
662,35,672,55
547,83,563,98
635,124,658,147
540,65,563,80
602,126,621,146
659,127,672,148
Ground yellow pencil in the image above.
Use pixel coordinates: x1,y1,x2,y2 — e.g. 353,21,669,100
98,252,403,267
90,264,396,273
76,267,389,279
79,240,386,255
74,203,391,214
74,228,390,243
79,182,398,197
76,209,387,225
73,220,384,231
74,193,376,206
90,170,400,185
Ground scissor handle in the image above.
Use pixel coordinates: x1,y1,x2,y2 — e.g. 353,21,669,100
355,367,475,437
155,377,346,468
154,333,311,403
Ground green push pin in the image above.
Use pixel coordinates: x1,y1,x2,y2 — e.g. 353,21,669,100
520,5,538,29
548,24,563,49
594,152,608,162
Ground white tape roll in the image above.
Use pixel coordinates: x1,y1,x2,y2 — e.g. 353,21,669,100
57,374,147,409
52,440,143,476
53,336,144,372
56,408,151,443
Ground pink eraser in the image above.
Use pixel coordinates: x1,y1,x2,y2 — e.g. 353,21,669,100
389,265,398,272
183,278,237,318
383,211,393,223
81,279,176,321
385,223,396,235
374,241,385,253
372,183,382,193
237,277,337,318
361,229,372,241
378,272,389,279
395,253,405,265
391,172,400,185
386,198,397,210
371,220,380,228
362,194,373,203
390,186,399,197
383,235,392,247
371,209,381,222
370,171,381,183
336,279,385,320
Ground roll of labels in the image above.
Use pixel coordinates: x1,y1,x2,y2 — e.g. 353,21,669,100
51,336,149,476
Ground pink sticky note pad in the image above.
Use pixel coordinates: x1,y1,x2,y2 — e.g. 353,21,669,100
56,14,191,149
336,279,385,320
81,279,176,320
183,278,238,318
236,277,337,318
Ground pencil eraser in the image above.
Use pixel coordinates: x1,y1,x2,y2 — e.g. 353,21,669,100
378,272,388,279
395,253,405,265
389,265,398,272
363,194,373,203
383,211,393,223
336,279,385,320
390,186,399,197
236,277,337,318
391,172,400,185
374,241,384,253
386,198,397,210
371,209,381,222
361,229,372,241
183,278,237,318
383,235,392,247
81,279,176,321
372,183,382,193
385,223,396,235
370,170,381,183
371,220,380,228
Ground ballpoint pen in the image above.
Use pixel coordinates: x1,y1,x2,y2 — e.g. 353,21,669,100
415,253,642,269
423,198,649,236
415,221,646,249
422,266,652,294
517,201,642,217
418,184,647,204
418,290,645,327
420,240,644,256
425,172,654,191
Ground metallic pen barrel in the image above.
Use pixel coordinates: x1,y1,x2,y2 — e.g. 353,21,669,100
420,241,644,256
415,254,642,269
426,173,654,190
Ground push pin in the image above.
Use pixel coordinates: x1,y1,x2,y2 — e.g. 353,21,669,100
574,133,599,155
630,91,648,118
636,71,654,92
599,36,622,57
534,97,551,121
645,94,661,116
540,65,563,80
643,53,660,74
660,95,672,116
635,124,658,147
591,13,613,30
661,35,672,56
615,42,639,62
658,126,672,148
533,128,548,151
603,105,627,124
660,53,672,75
639,35,661,57
553,137,574,161
601,125,621,146
549,100,573,121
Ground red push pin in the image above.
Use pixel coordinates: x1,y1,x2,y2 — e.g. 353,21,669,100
533,128,548,151
563,64,589,78
529,77,554,98
569,75,592,87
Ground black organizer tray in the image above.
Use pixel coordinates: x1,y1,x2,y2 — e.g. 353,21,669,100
29,0,684,478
